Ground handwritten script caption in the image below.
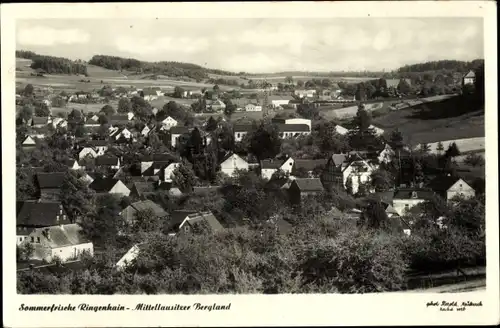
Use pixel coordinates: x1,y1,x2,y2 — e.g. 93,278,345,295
426,301,483,312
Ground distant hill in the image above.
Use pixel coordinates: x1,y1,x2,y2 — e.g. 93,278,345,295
396,59,484,73
16,50,87,75
88,54,241,82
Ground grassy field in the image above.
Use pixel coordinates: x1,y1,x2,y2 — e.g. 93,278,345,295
50,100,119,115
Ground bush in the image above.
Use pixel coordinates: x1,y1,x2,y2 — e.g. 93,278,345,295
299,229,408,293
463,153,485,167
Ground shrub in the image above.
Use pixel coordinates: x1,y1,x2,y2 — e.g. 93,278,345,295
299,229,408,293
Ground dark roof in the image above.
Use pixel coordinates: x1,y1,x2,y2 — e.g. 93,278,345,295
261,158,287,169
141,153,177,162
393,188,435,200
110,114,129,122
277,124,310,132
329,153,348,167
427,175,468,194
129,200,167,217
32,116,49,125
292,178,324,192
87,139,108,147
16,200,69,227
293,159,327,171
234,124,254,132
168,210,199,230
182,211,224,232
36,172,66,189
131,182,156,196
89,177,121,193
170,126,190,134
95,155,119,166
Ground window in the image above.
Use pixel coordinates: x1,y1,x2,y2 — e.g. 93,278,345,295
63,215,66,220
37,237,40,243
60,209,63,215
405,204,410,211
56,215,60,221
31,237,34,242
411,191,418,199
459,184,463,188
184,226,190,232
237,133,240,138
19,237,22,242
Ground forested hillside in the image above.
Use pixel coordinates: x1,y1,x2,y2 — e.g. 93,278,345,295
16,50,88,75
88,55,239,81
397,59,484,73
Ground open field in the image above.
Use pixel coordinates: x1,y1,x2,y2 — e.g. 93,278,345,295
50,100,119,115
86,65,128,79
149,96,197,109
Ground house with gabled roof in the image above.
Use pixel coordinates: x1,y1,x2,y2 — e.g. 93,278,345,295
109,126,132,141
84,115,100,127
36,172,66,200
86,139,108,155
234,124,254,142
269,95,294,107
25,224,94,263
341,154,376,195
428,175,475,202
272,118,312,130
292,159,327,178
51,117,68,129
31,116,50,128
78,147,98,160
277,124,311,138
260,156,295,180
116,244,141,270
463,70,476,85
95,155,121,170
220,153,249,177
22,136,37,148
120,200,167,226
334,124,349,135
63,158,82,170
160,116,178,131
392,188,436,216
129,181,157,199
288,178,324,204
170,126,191,148
167,210,224,236
89,177,130,197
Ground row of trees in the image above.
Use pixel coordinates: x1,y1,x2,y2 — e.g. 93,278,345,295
29,55,88,75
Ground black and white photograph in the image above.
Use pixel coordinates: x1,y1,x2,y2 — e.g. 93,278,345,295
3,1,498,327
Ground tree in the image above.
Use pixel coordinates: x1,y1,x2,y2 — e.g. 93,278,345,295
101,104,116,116
419,143,430,154
297,103,320,120
213,84,220,93
359,201,389,230
223,99,237,117
206,116,218,132
445,142,460,158
34,102,50,117
24,84,34,97
118,98,132,113
18,105,33,123
173,86,184,98
389,129,404,152
285,76,294,85
297,80,304,88
463,153,485,167
51,96,66,108
60,171,96,222
354,104,372,133
171,162,197,193
249,123,281,160
397,79,411,94
370,169,394,192
98,114,109,125
345,176,353,194
436,141,445,154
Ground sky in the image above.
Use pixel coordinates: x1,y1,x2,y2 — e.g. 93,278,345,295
16,18,484,73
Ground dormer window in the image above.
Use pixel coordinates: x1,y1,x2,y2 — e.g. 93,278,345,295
56,215,59,222
411,191,418,199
